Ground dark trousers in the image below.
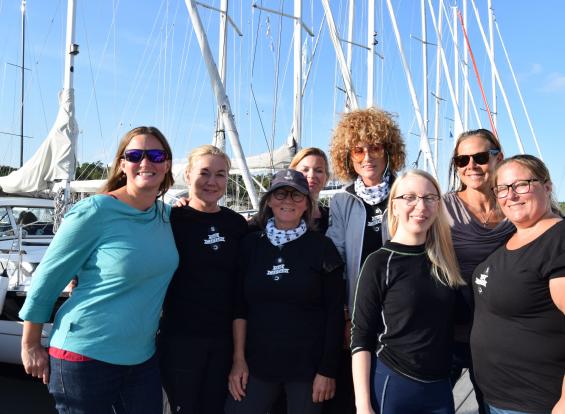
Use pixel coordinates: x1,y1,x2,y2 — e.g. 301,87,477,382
159,336,232,414
225,375,322,414
322,349,355,413
269,350,355,414
48,353,162,414
372,358,454,414
450,341,487,414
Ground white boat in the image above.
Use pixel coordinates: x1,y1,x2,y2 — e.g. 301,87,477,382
0,197,58,364
0,0,79,364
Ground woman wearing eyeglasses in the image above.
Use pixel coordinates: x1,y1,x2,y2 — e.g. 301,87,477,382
248,147,331,236
443,129,515,413
325,107,406,413
351,170,465,414
158,145,248,414
19,126,179,413
226,169,344,414
470,154,565,414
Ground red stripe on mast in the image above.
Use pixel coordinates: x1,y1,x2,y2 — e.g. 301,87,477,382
457,10,498,138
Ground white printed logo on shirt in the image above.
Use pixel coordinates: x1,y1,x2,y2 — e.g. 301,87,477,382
266,257,290,281
203,226,225,251
368,207,383,232
475,266,489,294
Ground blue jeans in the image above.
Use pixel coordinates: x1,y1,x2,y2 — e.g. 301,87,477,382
488,405,549,414
48,353,162,414
372,358,454,414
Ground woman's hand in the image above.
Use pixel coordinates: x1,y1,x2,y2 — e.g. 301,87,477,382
21,343,49,384
173,197,189,208
312,374,335,403
228,358,249,401
553,397,565,414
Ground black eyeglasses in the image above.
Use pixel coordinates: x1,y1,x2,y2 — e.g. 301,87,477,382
492,178,544,199
453,149,500,168
272,189,306,202
393,194,441,206
123,149,168,164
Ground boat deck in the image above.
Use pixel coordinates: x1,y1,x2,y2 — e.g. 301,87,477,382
454,369,479,414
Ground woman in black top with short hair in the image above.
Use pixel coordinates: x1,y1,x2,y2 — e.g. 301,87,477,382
159,145,248,414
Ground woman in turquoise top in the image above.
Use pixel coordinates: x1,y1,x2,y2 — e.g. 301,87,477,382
19,126,179,414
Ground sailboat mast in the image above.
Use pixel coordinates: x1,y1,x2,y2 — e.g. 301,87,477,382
385,0,437,179
421,0,429,170
19,0,26,167
213,0,228,151
293,0,302,147
184,0,259,209
488,0,496,127
320,0,359,111
64,0,78,91
367,0,375,107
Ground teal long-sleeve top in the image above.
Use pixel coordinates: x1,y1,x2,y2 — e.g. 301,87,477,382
19,194,179,365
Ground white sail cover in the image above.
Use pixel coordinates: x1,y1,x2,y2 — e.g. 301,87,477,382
0,88,78,194
171,137,297,188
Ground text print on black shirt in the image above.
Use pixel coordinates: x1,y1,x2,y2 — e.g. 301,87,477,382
266,257,290,281
203,226,226,251
367,206,384,232
474,265,490,294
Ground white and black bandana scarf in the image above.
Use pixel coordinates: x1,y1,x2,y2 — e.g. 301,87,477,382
266,217,307,246
354,171,391,206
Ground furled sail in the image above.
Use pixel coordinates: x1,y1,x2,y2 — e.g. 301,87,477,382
0,88,78,194
171,136,297,188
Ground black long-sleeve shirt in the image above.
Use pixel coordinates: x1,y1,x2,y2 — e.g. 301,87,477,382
160,206,248,341
351,241,456,381
235,230,344,382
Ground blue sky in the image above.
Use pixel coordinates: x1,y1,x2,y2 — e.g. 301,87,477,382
0,1,564,198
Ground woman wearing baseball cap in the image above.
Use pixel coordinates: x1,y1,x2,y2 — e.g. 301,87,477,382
225,169,344,414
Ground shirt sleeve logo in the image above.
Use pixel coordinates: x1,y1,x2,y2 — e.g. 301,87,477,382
474,266,489,294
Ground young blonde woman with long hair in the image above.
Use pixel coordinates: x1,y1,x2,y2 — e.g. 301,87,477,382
351,170,464,414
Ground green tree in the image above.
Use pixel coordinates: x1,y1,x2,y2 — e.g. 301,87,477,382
0,165,17,177
74,161,109,180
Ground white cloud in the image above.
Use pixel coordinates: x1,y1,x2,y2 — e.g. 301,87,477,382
541,72,565,92
530,63,543,75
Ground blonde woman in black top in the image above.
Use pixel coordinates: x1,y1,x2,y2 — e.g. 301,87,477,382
351,169,464,414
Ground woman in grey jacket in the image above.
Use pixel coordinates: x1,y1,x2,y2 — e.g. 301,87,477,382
325,107,406,413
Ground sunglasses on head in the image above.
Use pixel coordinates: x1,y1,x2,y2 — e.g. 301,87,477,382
453,149,500,168
123,149,168,164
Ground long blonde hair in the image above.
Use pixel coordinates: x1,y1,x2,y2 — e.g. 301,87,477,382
387,170,464,288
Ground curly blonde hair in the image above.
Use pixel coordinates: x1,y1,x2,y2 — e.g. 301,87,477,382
330,107,406,181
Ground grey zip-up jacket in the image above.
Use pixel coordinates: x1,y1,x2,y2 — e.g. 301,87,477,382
326,186,390,312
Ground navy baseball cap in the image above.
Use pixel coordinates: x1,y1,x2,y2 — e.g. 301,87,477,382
268,169,309,195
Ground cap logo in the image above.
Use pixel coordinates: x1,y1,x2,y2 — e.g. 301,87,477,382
284,170,293,180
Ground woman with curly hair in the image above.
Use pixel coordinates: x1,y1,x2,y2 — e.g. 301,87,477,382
325,107,406,413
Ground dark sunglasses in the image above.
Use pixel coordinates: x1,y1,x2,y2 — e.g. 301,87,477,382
453,149,500,168
123,149,168,164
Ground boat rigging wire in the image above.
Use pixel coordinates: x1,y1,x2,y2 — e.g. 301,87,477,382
457,9,497,138
493,15,542,160
249,2,274,169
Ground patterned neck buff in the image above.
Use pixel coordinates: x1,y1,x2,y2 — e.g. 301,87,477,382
265,217,307,246
354,171,391,206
